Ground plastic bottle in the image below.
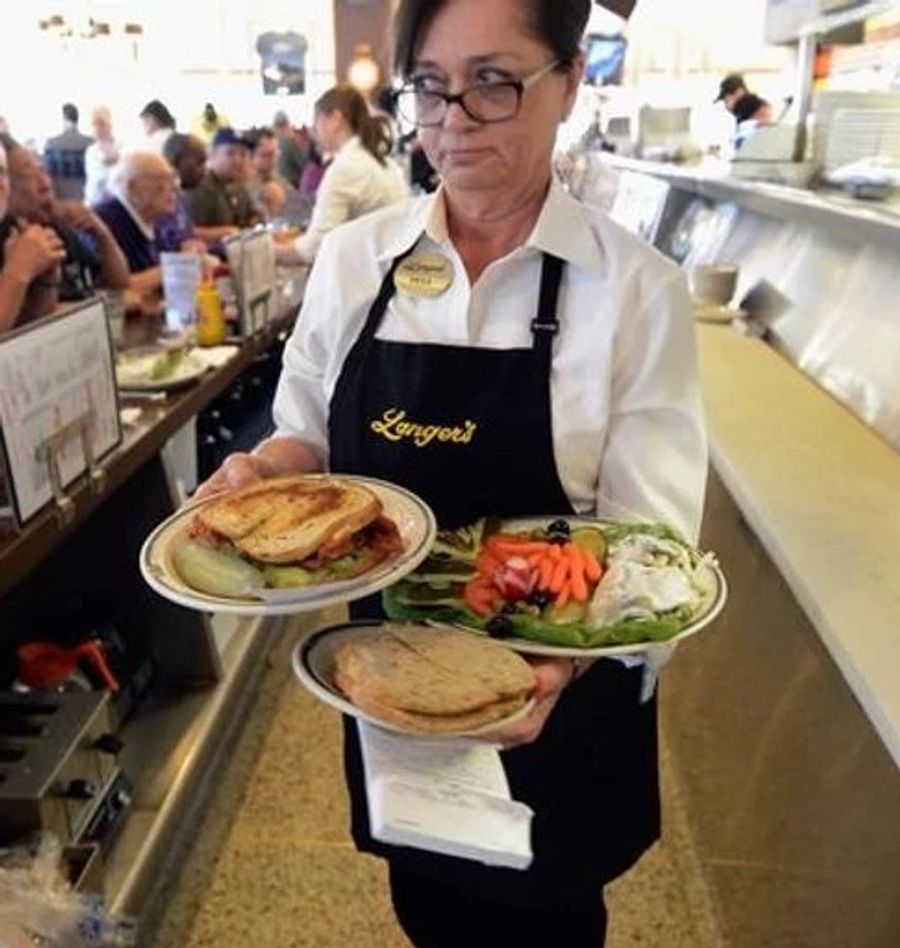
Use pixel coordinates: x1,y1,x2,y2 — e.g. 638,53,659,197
195,281,226,347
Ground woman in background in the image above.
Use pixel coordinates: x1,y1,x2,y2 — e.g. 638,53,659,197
277,85,408,265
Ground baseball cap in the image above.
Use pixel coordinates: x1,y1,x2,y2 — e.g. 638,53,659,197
211,127,249,149
715,74,746,103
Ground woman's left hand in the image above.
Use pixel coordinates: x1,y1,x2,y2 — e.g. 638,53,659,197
479,657,576,749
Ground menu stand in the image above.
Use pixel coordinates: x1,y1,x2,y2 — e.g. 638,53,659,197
35,410,107,525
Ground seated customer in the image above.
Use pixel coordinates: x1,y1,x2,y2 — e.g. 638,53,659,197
246,128,294,220
184,128,259,240
0,138,65,332
1,134,128,305
277,85,408,265
95,153,178,297
158,133,207,254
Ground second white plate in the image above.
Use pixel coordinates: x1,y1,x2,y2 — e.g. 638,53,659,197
292,622,536,738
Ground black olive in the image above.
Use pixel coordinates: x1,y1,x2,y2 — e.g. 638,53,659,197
500,601,518,615
486,616,514,638
547,519,571,541
530,592,552,609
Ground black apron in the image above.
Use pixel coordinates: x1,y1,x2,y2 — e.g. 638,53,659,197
328,247,660,910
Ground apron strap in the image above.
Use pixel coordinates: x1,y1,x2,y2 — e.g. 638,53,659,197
531,253,565,361
357,243,420,345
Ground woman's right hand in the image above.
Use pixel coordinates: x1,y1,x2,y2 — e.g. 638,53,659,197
4,222,66,281
194,452,275,500
194,438,324,501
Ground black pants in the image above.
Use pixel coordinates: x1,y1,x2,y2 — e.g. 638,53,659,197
389,863,607,948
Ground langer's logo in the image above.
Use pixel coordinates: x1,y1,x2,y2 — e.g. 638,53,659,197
370,408,477,448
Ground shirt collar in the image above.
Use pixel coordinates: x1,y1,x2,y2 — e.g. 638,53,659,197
378,176,605,273
118,195,156,241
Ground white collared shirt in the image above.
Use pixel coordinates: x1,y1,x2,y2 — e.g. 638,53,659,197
293,136,409,264
274,177,707,540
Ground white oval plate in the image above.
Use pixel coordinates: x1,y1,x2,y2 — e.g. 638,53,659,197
116,349,208,392
292,621,536,738
140,475,437,616
430,516,728,659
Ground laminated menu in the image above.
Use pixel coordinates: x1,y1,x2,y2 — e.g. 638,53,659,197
0,299,121,525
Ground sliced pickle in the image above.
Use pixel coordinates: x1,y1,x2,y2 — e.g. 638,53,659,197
571,527,607,562
172,538,264,598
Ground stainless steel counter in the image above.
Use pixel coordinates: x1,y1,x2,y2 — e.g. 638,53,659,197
599,154,900,250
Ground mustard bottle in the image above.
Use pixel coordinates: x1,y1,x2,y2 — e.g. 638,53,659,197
196,281,226,347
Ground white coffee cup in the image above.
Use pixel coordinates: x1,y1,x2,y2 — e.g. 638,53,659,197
691,264,739,306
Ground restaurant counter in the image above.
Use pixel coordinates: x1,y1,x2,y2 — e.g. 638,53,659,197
0,269,307,915
657,326,900,946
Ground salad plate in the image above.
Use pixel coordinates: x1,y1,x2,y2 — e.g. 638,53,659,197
383,516,727,658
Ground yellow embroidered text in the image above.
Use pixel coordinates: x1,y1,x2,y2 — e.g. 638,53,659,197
370,408,477,448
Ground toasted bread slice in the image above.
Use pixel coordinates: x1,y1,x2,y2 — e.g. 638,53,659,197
333,626,535,718
198,477,382,565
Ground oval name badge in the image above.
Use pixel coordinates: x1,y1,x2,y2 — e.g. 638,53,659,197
394,252,454,299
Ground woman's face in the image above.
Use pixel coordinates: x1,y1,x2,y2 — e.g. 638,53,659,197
412,0,582,196
313,109,345,155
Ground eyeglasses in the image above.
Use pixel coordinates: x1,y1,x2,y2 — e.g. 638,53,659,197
394,60,561,128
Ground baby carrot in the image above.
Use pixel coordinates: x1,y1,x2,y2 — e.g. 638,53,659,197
538,556,555,590
582,550,603,582
555,584,571,609
567,545,589,602
549,556,568,593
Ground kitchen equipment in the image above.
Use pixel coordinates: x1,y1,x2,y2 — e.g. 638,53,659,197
691,264,739,306
0,691,124,847
17,641,120,693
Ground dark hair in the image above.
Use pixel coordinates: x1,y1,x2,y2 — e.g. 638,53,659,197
140,99,176,129
244,127,277,152
63,102,79,124
315,85,393,166
393,0,590,77
0,131,19,154
163,132,204,166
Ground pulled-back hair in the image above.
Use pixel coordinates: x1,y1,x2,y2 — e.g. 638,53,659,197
315,85,393,166
393,0,591,77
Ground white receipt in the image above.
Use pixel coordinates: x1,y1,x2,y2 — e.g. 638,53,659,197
358,721,534,870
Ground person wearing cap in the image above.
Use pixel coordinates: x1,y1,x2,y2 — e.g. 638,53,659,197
183,128,259,239
140,99,177,155
715,73,773,126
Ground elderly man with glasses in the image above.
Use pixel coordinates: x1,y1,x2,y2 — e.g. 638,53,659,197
95,152,179,298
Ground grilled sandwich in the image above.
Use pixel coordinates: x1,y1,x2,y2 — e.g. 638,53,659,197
172,477,403,597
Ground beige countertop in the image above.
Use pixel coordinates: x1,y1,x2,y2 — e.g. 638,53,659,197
697,325,900,769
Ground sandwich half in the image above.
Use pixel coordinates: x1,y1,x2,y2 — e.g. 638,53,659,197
172,477,403,597
334,624,535,734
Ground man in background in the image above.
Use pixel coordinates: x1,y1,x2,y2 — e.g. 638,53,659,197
158,133,208,253
0,136,65,332
2,135,128,304
184,128,259,237
84,107,121,206
43,103,93,201
140,99,177,155
715,74,774,126
273,110,307,187
95,152,178,298
247,128,294,219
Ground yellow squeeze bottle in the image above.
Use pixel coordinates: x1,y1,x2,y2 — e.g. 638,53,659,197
196,281,226,347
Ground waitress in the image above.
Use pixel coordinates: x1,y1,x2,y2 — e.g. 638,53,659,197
199,0,706,944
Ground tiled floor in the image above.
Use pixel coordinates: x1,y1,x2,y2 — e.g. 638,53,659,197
142,618,723,948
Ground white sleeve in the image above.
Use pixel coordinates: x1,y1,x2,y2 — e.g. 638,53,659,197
596,272,708,542
293,160,357,264
271,239,343,466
